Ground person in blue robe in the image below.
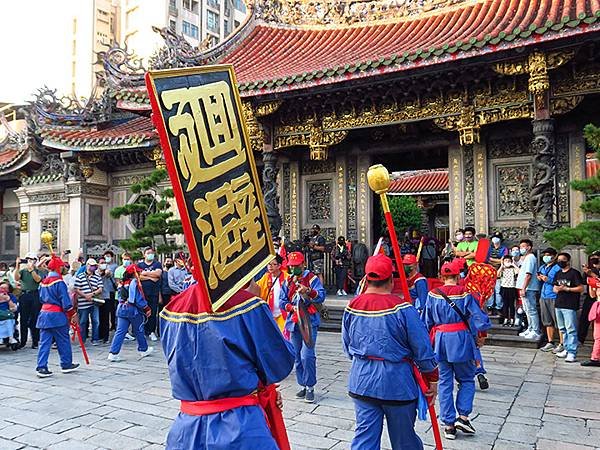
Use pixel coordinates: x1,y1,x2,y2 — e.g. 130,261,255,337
343,254,439,450
108,264,153,361
36,256,79,378
279,251,326,403
423,260,491,440
160,281,295,450
403,254,428,313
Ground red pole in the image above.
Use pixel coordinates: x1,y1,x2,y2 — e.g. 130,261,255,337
71,322,90,365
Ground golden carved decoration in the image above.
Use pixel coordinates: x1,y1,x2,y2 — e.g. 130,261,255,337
241,101,266,152
254,101,283,117
456,106,480,146
145,147,166,170
274,118,348,160
77,154,101,179
493,50,575,94
252,0,475,27
550,95,584,115
553,68,600,96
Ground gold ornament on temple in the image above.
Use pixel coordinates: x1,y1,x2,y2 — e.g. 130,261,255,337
367,164,390,195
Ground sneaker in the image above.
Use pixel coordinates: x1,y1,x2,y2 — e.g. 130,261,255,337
305,388,315,403
580,359,600,367
526,332,542,340
36,368,53,378
8,336,17,344
61,363,80,374
295,387,306,399
91,340,100,346
455,417,476,434
502,318,509,326
31,343,38,349
124,333,135,341
336,289,342,296
341,290,348,296
138,346,154,358
444,426,457,440
107,353,123,362
477,374,489,390
565,353,577,363
552,344,565,354
519,329,531,337
540,342,555,352
555,349,568,358
149,332,158,342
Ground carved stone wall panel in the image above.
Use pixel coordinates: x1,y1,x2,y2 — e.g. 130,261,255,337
488,226,530,245
346,156,358,241
301,159,336,175
307,181,333,222
463,145,475,226
555,133,570,224
530,119,556,226
111,174,149,187
40,218,59,249
494,163,533,220
569,135,586,226
488,136,533,159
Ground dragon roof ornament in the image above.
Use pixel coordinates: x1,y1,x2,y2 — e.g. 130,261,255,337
0,111,29,152
252,0,479,27
98,45,146,89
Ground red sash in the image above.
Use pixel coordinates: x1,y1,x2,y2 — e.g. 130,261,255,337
41,304,63,313
180,384,290,450
429,322,469,344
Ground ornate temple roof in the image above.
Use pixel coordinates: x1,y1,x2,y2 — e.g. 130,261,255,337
41,116,157,151
215,0,600,95
0,109,39,178
389,169,449,195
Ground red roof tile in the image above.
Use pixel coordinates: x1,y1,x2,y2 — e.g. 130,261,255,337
220,0,600,94
0,148,20,167
389,169,449,195
41,116,157,151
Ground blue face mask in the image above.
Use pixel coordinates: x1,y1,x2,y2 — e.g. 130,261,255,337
542,255,553,264
519,248,528,256
123,260,132,267
491,237,501,245
146,253,155,261
511,250,520,257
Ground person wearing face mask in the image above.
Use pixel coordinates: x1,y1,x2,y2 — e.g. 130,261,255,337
279,251,326,404
160,257,175,317
74,258,103,344
537,248,562,353
510,246,522,267
515,239,542,340
552,253,584,363
308,225,327,285
168,254,190,295
14,253,43,349
98,254,118,344
114,253,136,341
403,254,428,314
454,227,478,266
486,232,508,314
332,236,351,296
497,256,519,326
138,247,163,342
102,251,118,333
579,253,600,345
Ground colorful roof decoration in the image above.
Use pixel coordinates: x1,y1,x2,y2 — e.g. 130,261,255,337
41,116,157,152
216,0,600,95
0,110,36,176
389,169,449,195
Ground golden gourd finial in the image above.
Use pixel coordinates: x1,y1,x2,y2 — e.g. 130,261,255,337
40,231,54,253
367,164,391,195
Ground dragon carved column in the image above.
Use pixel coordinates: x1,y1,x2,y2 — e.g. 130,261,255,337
530,119,556,226
262,150,282,237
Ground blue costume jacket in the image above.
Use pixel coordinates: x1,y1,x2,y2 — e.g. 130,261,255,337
160,285,294,450
342,293,437,402
279,269,325,331
407,272,428,312
37,272,74,329
424,285,491,363
116,279,148,319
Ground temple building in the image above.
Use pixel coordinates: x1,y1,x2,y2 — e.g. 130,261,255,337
2,0,600,263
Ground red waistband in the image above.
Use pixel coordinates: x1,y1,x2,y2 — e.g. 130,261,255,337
41,304,63,313
430,322,469,344
180,393,258,415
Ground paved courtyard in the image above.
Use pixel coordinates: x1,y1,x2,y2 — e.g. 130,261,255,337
0,331,599,450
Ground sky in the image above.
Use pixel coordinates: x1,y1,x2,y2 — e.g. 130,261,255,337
0,1,78,104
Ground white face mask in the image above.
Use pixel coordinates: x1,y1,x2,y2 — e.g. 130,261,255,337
99,264,107,270
104,256,112,263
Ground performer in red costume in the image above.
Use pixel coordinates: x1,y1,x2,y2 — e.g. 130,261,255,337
160,282,295,449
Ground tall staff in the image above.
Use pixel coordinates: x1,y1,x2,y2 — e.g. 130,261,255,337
366,164,443,450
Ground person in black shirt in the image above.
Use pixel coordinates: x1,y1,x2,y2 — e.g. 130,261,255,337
308,224,326,285
553,253,585,363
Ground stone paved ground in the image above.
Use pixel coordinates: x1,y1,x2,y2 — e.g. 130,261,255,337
1,332,599,450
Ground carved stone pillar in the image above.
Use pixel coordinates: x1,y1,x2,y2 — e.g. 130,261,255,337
262,150,282,237
530,119,556,227
448,145,464,234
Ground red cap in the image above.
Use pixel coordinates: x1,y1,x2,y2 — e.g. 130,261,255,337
453,257,467,269
365,254,393,281
440,261,461,276
403,254,417,265
125,264,142,275
47,256,65,272
287,252,305,266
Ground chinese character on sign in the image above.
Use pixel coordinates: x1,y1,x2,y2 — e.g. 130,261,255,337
146,66,274,309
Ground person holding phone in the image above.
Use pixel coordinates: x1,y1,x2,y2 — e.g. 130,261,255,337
14,253,43,348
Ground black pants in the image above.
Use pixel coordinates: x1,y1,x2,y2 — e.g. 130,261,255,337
500,287,517,320
99,292,116,342
579,294,595,344
335,266,347,291
144,293,159,335
19,290,41,346
421,259,438,278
